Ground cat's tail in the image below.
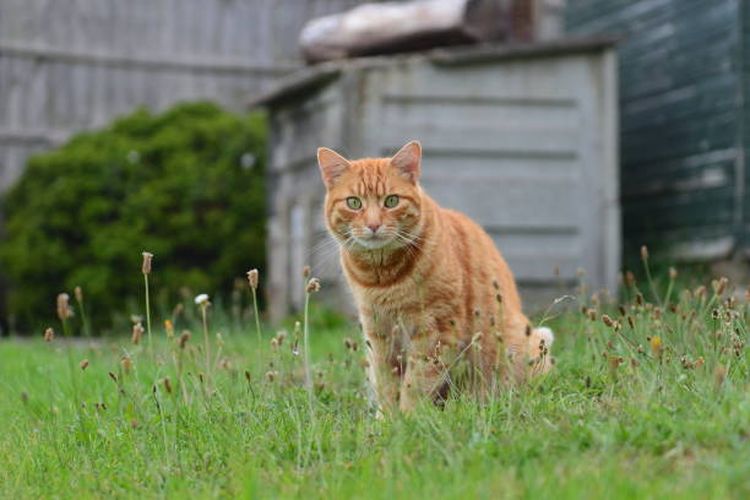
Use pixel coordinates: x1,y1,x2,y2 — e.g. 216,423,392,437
528,326,555,375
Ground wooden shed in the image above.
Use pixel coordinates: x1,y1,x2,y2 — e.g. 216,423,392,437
256,38,619,321
566,1,748,262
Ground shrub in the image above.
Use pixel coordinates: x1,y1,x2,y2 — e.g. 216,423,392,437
0,102,266,333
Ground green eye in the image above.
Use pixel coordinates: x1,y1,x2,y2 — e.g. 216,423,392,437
346,197,362,210
384,195,399,208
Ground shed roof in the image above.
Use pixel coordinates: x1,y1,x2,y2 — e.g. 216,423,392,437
249,36,618,108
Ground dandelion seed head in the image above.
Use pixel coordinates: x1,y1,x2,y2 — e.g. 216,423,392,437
179,330,191,349
246,269,259,290
121,355,133,373
305,277,321,293
56,293,73,321
131,322,144,345
141,252,154,275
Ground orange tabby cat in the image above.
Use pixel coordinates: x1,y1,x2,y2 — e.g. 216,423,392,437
317,140,554,413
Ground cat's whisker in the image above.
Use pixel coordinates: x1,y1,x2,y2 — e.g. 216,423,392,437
309,234,359,278
393,230,425,251
310,236,343,258
310,235,340,253
310,230,358,272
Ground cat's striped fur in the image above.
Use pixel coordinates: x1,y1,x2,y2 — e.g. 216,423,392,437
318,141,553,413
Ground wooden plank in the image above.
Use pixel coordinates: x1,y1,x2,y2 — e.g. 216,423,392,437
621,149,737,196
382,125,579,158
0,41,297,74
620,37,737,103
421,153,580,179
420,174,580,230
623,186,736,232
622,75,737,132
622,110,738,166
376,58,589,101
381,96,581,130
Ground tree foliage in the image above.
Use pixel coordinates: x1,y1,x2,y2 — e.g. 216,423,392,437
1,102,266,333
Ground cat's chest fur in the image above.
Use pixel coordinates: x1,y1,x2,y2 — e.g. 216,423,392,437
345,266,445,338
347,271,425,313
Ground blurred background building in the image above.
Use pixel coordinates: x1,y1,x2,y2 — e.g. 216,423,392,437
567,0,747,264
0,0,738,328
259,40,618,320
0,0,564,192
0,0,358,192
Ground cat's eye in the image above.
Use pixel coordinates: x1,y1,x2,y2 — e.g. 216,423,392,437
346,197,362,210
384,195,399,208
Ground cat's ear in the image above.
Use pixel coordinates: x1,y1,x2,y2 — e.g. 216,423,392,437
391,140,421,184
317,147,351,189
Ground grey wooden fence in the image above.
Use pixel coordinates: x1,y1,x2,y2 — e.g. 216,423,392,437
0,0,368,192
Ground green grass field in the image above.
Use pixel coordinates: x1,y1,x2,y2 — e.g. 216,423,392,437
2,274,750,499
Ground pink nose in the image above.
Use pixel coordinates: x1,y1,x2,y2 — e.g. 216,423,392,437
367,224,381,233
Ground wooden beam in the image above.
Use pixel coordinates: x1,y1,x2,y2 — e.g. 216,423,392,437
0,41,297,75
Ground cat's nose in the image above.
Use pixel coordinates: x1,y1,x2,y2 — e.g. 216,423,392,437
367,223,381,234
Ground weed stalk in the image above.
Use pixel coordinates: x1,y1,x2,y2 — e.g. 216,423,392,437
142,252,154,356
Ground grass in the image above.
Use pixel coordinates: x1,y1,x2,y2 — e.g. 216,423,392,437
2,267,750,498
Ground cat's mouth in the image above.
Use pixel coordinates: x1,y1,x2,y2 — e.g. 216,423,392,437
354,234,393,250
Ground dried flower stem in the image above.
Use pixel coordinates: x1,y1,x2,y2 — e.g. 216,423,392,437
302,280,323,463
200,303,211,376
664,267,677,306
142,252,154,356
74,286,91,338
303,288,314,397
143,273,153,354
152,382,171,469
251,285,262,349
247,269,262,365
640,245,662,307
57,293,72,337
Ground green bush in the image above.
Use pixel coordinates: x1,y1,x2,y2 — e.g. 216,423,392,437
0,102,266,334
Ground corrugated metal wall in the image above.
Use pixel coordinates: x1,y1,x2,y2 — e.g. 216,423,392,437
263,40,619,320
743,1,750,254
566,0,744,260
0,0,368,192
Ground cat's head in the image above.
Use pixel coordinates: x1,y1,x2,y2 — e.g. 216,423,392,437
317,141,423,252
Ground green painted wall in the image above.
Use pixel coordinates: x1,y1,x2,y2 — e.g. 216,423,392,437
567,0,744,260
